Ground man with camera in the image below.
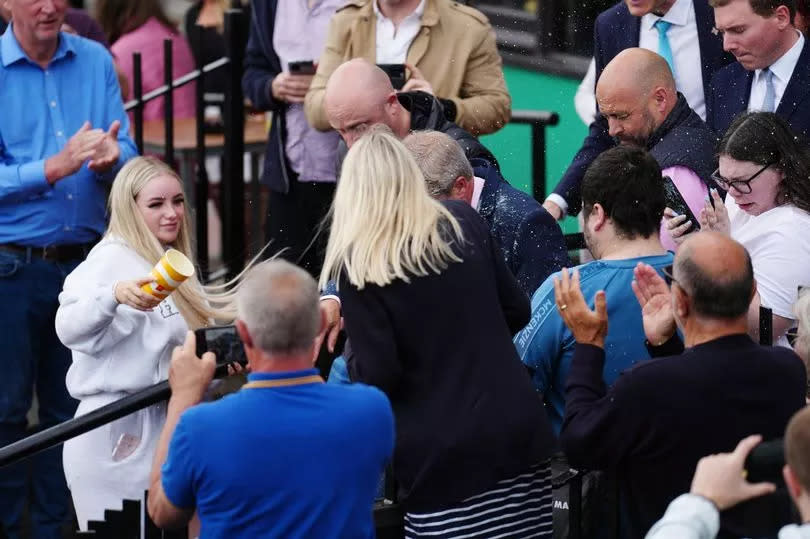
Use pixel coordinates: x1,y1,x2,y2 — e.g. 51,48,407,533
303,0,510,136
555,231,806,537
647,407,810,538
146,260,394,537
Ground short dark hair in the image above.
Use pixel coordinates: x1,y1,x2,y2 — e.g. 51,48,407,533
786,407,810,492
581,146,665,240
798,0,810,16
718,112,810,214
676,250,754,319
708,0,795,19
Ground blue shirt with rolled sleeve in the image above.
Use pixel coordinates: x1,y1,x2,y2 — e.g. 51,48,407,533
514,254,674,434
0,26,137,246
160,369,394,539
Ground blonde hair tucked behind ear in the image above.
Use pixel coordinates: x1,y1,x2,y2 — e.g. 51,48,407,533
107,156,254,329
319,130,464,291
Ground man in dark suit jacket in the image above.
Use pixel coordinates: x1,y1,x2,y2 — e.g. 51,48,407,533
403,130,568,296
545,0,730,219
708,0,810,139
555,231,806,538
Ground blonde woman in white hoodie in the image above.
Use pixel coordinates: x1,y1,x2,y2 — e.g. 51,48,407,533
55,156,240,530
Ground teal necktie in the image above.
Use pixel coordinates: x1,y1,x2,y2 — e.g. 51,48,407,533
654,19,676,77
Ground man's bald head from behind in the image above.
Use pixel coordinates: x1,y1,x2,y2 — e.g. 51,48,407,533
596,48,679,147
673,232,756,321
324,59,410,147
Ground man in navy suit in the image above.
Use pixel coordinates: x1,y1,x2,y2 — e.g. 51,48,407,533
708,0,810,139
544,0,730,220
403,130,568,296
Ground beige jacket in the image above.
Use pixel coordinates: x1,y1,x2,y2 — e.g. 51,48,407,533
303,0,511,135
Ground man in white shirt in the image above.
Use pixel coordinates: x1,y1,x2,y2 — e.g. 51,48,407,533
546,0,730,221
303,0,511,136
707,0,810,138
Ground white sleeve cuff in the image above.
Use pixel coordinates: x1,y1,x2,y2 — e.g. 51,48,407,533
545,193,569,218
645,494,720,539
320,294,341,306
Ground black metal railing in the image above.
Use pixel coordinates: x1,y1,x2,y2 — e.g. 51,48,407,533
123,8,246,281
509,109,559,203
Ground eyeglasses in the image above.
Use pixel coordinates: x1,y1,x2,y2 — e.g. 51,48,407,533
662,265,678,287
711,162,774,194
786,328,799,348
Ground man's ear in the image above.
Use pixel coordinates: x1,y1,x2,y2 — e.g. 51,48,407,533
775,4,792,29
589,203,608,231
450,176,473,203
673,284,690,319
235,319,254,350
784,464,803,502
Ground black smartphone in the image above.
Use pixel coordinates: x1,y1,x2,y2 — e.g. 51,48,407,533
663,175,701,232
377,63,406,90
194,325,247,370
288,60,316,75
744,438,785,485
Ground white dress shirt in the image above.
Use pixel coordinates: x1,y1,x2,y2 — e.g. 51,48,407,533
374,0,426,64
748,31,805,112
639,0,706,120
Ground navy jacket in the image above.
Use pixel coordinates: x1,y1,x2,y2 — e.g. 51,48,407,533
242,0,293,194
342,200,555,511
554,0,731,215
473,158,568,296
561,335,806,538
707,38,810,139
646,93,718,185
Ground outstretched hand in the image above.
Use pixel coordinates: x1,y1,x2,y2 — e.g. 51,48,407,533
631,263,676,345
554,267,608,348
699,188,730,235
88,120,122,173
690,435,776,511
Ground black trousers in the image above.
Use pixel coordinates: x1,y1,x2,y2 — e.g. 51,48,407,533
265,175,336,279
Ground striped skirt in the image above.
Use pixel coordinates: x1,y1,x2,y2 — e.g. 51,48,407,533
404,461,553,538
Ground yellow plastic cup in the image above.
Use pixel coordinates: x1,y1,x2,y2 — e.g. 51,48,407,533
140,249,195,300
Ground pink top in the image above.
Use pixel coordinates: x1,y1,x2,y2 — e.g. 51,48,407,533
660,165,709,252
113,17,196,122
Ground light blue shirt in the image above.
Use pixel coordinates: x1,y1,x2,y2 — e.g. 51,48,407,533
0,25,137,246
514,253,674,433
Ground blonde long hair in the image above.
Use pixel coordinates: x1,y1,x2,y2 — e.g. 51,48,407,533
107,156,248,329
319,130,463,291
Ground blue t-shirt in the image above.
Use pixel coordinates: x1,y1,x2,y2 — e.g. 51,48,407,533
514,254,674,433
161,369,395,538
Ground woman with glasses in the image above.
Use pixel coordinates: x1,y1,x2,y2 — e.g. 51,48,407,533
667,112,810,345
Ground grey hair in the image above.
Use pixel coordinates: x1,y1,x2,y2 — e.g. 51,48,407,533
236,260,320,355
403,130,473,198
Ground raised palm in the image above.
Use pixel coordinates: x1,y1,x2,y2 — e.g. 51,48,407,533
631,263,676,345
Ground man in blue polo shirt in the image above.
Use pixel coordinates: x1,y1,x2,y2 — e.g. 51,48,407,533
0,1,136,536
147,260,394,538
514,146,673,433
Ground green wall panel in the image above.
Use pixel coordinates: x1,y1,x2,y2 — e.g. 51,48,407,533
481,65,587,233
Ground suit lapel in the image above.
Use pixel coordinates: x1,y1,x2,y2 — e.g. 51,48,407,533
776,40,810,120
350,1,377,61
694,0,725,103
406,0,439,66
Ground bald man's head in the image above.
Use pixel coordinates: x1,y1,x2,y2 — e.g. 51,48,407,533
674,232,756,320
596,48,679,147
324,59,409,147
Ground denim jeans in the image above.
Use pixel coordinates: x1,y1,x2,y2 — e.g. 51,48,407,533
0,249,80,539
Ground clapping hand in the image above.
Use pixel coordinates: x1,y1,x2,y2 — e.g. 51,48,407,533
698,189,730,235
631,263,676,345
87,121,122,173
689,435,776,511
554,268,608,348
